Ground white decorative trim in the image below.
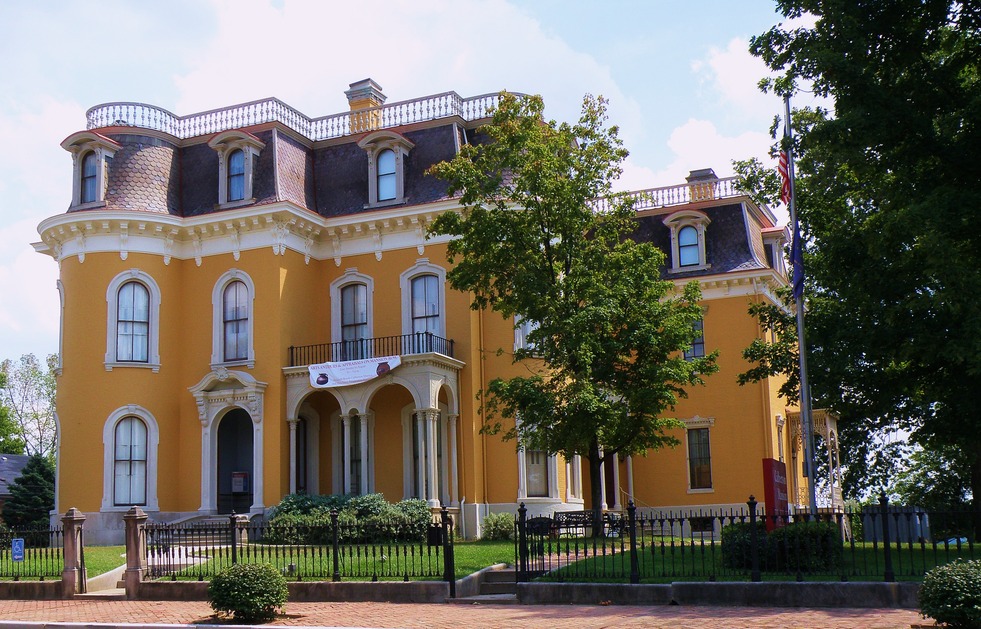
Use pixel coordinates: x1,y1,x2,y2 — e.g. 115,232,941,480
208,131,265,208
55,280,65,376
101,404,160,512
188,369,267,514
330,269,375,347
104,269,162,372
664,209,711,272
399,259,447,336
61,131,120,208
358,130,414,208
210,269,256,369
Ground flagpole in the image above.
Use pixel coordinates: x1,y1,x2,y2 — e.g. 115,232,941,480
784,94,819,517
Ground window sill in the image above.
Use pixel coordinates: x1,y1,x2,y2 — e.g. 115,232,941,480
364,197,407,210
102,504,157,513
518,496,562,504
687,488,715,494
669,263,712,274
70,200,108,211
211,360,255,370
217,198,256,211
105,361,161,373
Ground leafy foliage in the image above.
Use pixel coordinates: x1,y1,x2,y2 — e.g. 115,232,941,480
721,520,841,572
741,2,981,517
0,354,57,457
0,372,25,455
2,454,54,530
427,92,717,521
919,559,981,629
480,512,515,541
265,494,432,544
208,562,288,623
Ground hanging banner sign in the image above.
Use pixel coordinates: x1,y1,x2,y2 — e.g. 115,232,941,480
308,356,401,388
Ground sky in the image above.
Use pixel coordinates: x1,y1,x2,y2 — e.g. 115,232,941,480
0,0,797,362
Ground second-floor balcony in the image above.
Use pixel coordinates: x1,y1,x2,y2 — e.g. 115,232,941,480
288,332,455,367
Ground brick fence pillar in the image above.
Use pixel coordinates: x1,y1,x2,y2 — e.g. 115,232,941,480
61,507,87,598
123,506,148,599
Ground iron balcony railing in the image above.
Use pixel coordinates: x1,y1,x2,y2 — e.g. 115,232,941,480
289,332,454,367
86,91,520,141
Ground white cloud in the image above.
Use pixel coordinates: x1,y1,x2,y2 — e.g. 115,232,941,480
692,37,776,124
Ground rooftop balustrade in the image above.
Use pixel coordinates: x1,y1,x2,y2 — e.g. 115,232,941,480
86,91,516,141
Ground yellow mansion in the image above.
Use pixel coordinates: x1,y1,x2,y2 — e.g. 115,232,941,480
34,80,838,544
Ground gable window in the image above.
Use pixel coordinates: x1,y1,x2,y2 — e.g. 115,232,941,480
211,269,256,368
227,149,246,202
358,130,414,208
114,416,147,506
81,152,99,203
223,281,249,362
377,149,397,201
106,270,161,371
664,210,711,273
116,281,150,362
208,131,264,209
684,318,705,361
62,131,120,209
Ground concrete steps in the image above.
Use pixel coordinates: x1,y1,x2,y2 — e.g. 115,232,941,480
450,567,519,604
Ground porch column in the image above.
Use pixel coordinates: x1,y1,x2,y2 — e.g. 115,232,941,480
612,454,622,510
359,413,370,495
341,414,352,494
287,417,298,494
425,409,440,507
200,423,215,512
448,414,459,507
572,454,582,499
598,447,608,511
415,412,426,501
517,448,528,500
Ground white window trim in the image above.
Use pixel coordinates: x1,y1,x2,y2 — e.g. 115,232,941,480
683,415,715,494
211,269,256,369
208,131,265,209
514,316,541,354
358,130,414,208
517,447,560,502
62,132,120,209
664,210,711,273
399,259,446,338
105,269,162,372
101,404,159,512
330,269,375,345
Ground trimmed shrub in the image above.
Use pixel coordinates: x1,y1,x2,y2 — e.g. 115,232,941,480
346,493,389,519
208,563,288,623
481,512,515,541
721,521,765,569
919,559,981,629
766,521,842,572
264,495,433,545
271,492,349,517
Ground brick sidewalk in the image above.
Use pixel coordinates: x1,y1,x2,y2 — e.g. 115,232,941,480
0,599,930,629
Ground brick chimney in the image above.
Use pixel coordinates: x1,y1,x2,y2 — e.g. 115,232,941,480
686,168,719,202
345,79,387,132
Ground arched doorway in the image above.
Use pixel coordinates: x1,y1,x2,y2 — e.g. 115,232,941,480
217,408,254,514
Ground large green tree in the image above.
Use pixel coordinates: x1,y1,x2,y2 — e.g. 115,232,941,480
2,454,55,530
428,93,717,522
0,354,57,458
745,1,980,525
0,372,27,455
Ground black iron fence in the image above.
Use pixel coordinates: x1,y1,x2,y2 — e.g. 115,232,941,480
143,507,456,594
289,333,455,367
0,525,65,579
514,495,978,583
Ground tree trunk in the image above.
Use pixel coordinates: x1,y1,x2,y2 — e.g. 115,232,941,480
587,438,605,539
971,450,981,542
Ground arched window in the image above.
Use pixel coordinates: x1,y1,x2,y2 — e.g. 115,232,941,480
81,152,99,203
114,416,147,506
410,274,440,335
227,149,245,202
223,280,249,362
376,149,396,201
116,281,149,362
341,283,368,359
679,225,699,266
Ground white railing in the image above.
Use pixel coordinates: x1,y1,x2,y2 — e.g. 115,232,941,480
86,91,516,141
592,176,742,212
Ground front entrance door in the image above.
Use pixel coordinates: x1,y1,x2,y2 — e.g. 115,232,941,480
217,409,254,514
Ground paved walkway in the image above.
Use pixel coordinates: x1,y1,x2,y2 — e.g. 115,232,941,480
0,599,930,629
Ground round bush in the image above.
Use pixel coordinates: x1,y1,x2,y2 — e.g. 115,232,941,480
919,559,981,629
481,512,515,541
208,563,288,623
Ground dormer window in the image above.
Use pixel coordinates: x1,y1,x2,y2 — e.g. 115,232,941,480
208,131,265,209
62,131,121,209
358,130,414,208
663,210,711,273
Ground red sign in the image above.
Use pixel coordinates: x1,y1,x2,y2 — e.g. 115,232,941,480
762,458,789,532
